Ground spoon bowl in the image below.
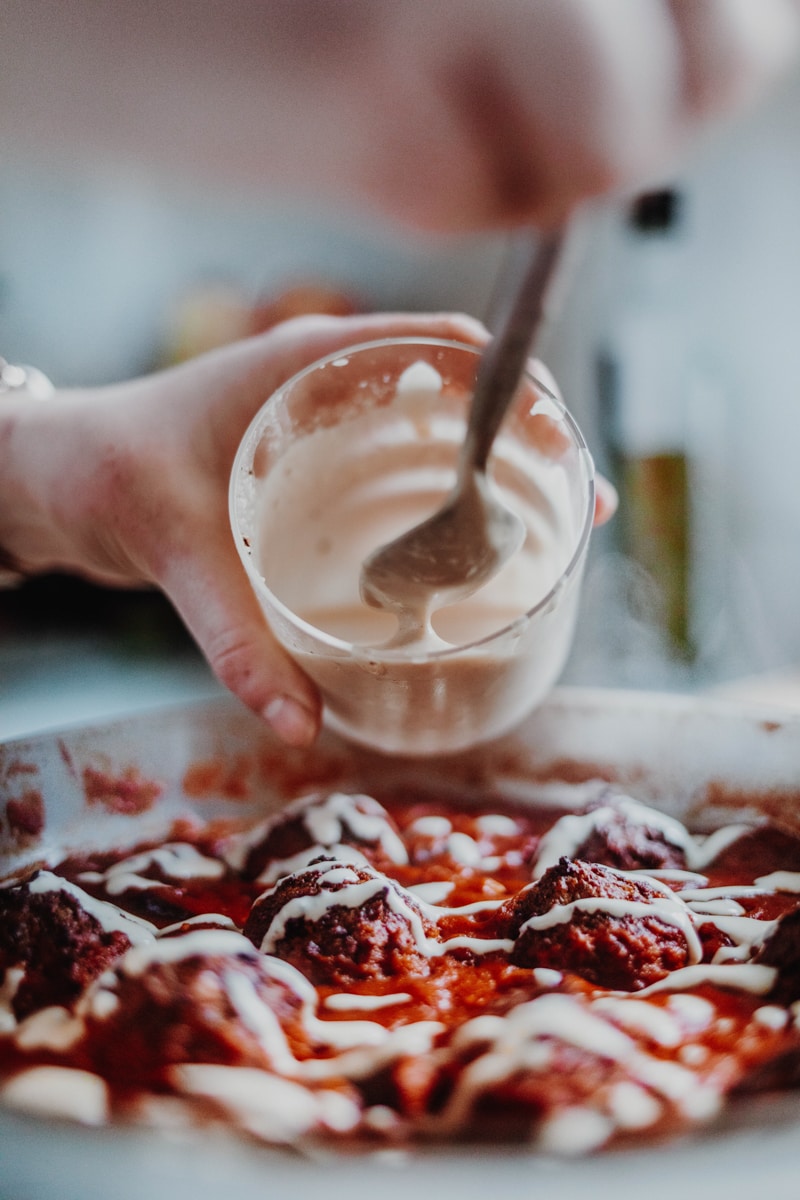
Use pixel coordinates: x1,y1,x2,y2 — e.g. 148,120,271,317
360,470,525,624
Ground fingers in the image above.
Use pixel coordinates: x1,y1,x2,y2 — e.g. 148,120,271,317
594,475,618,527
231,310,492,392
158,536,322,748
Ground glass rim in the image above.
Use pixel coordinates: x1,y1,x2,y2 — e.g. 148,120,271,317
229,335,596,662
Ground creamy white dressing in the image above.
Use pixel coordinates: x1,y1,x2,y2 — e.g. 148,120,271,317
474,813,520,837
753,1004,788,1030
28,872,157,945
607,1081,664,1132
687,824,754,870
590,997,684,1047
407,880,454,904
79,842,224,896
118,928,258,976
14,1005,85,1052
407,815,453,838
324,992,412,1012
666,993,716,1029
756,871,800,893
636,963,777,997
0,967,24,1034
242,357,590,755
0,1065,109,1125
257,842,371,887
158,913,239,934
170,1063,360,1142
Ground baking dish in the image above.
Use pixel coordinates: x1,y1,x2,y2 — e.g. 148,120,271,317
3,685,800,1200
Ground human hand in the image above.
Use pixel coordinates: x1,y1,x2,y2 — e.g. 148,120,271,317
0,313,614,747
327,0,800,230
5,1,798,233
302,0,800,230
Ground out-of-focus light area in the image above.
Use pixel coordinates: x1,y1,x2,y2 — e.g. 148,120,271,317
2,22,800,738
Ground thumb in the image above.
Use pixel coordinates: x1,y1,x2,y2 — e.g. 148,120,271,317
159,537,322,748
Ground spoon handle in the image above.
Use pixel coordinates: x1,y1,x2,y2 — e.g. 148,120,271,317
463,228,566,475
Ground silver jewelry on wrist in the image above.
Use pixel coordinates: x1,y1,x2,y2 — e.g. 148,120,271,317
0,356,55,400
0,357,56,585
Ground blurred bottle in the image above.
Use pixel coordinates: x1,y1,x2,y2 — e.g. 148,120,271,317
597,190,706,665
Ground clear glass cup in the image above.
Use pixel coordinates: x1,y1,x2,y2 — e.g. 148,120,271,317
230,337,595,755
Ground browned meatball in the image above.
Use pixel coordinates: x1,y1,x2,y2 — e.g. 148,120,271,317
244,859,435,987
241,792,408,882
535,795,689,875
755,907,800,1004
579,798,688,872
0,873,133,1019
500,857,695,991
82,934,309,1084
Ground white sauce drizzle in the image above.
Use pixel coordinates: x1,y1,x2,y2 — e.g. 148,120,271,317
324,992,412,1012
0,1066,108,1125
607,1081,664,1131
408,880,454,904
158,913,238,934
0,967,24,1033
532,968,563,988
78,842,224,895
753,1004,788,1030
681,886,766,901
14,1005,85,1052
700,914,775,948
688,824,753,870
257,842,370,887
474,814,520,837
688,899,746,917
756,871,800,893
635,963,777,997
590,997,683,1047
537,1106,614,1155
170,1064,359,1142
666,993,715,1029
27,872,156,945
445,832,483,866
118,928,258,976
408,816,452,838
632,868,709,886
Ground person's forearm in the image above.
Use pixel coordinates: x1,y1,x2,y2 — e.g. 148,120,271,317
0,383,129,584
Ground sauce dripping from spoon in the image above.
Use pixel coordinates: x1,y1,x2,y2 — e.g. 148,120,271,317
359,230,567,647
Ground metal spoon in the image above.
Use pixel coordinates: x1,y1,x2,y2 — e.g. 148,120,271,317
359,229,566,640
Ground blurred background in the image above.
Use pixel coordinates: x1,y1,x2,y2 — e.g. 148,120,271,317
2,10,800,738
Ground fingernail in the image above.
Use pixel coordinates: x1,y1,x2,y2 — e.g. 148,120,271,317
263,696,318,747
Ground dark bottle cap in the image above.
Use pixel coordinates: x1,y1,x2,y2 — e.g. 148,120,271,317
628,189,682,233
